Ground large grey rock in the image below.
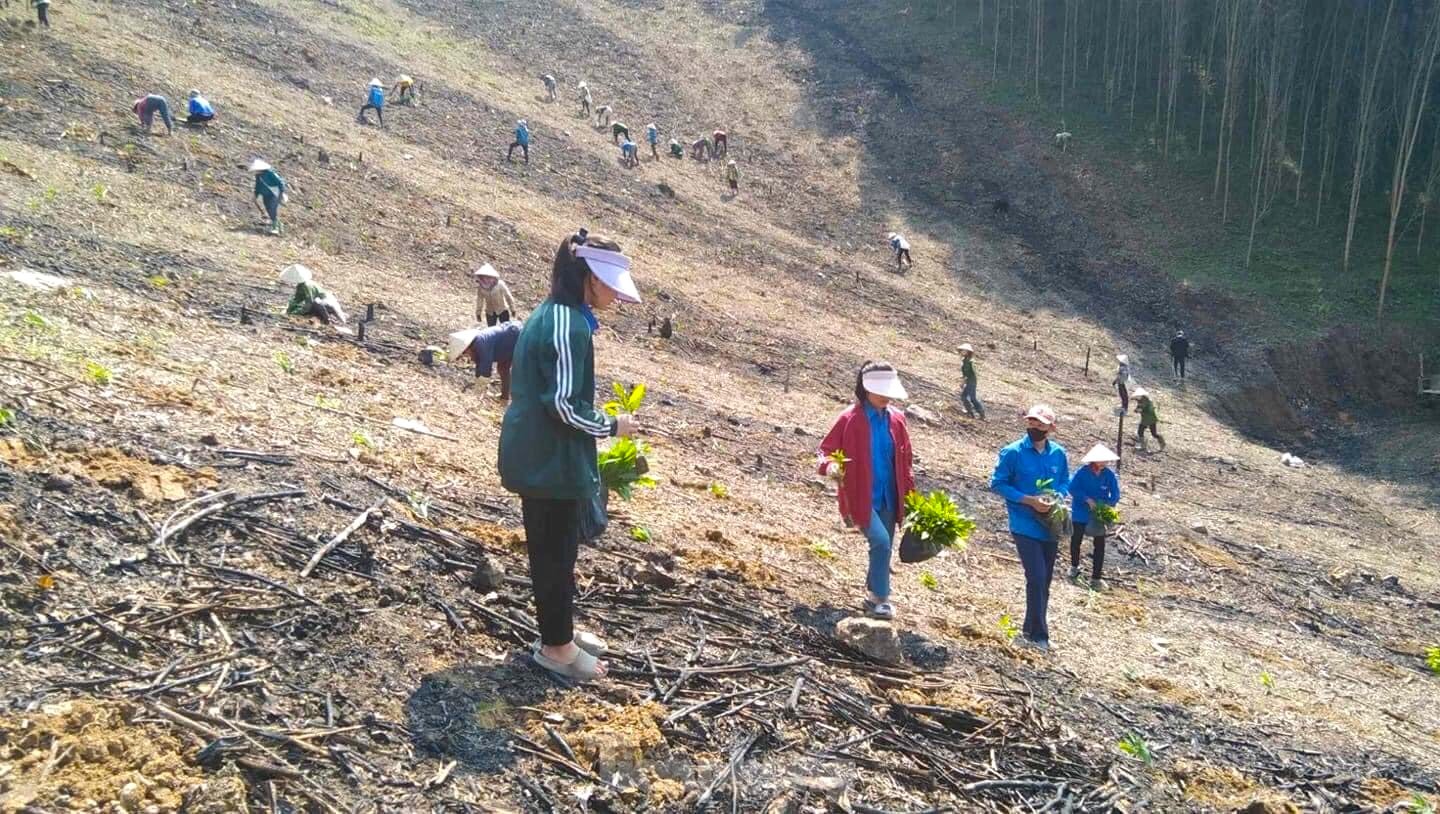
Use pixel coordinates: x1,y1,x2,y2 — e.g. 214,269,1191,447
835,617,902,664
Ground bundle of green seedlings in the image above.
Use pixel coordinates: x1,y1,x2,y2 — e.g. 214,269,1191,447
597,383,655,500
1035,478,1072,538
902,489,977,551
1092,502,1121,525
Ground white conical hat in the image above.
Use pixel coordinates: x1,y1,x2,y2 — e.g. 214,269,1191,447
473,263,499,278
1081,444,1119,465
1116,354,1129,364
1131,387,1149,400
447,328,483,361
279,264,312,285
958,343,975,353
369,78,382,87
249,158,272,173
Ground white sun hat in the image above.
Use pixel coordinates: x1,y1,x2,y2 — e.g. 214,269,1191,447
1081,443,1120,465
1131,387,1150,400
369,78,382,87
249,159,272,173
958,343,975,353
447,328,483,361
1024,403,1057,426
473,263,499,279
862,368,909,400
278,264,312,286
1116,354,1129,364
577,245,641,304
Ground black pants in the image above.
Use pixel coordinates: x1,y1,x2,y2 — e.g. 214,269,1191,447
1117,382,1129,412
897,249,912,266
1070,525,1106,580
1013,533,1056,643
186,113,214,124
38,4,50,26
1173,356,1187,378
521,497,582,646
486,310,510,327
1138,419,1164,443
358,103,382,125
508,142,528,162
714,138,727,157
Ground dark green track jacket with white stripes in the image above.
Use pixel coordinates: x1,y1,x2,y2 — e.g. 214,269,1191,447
498,299,617,500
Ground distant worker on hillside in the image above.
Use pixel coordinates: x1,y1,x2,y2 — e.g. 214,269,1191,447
1113,354,1132,412
690,136,710,161
669,138,684,158
474,263,517,325
357,78,384,126
578,81,592,116
1169,330,1190,380
611,121,629,144
1068,444,1120,590
888,233,912,271
817,361,915,622
712,129,728,158
450,321,521,401
990,404,1068,652
1132,388,1166,451
646,123,659,159
724,159,740,192
959,343,985,419
185,90,215,125
132,94,173,135
621,139,639,168
281,265,346,324
541,74,558,101
32,0,51,29
250,159,286,236
595,105,613,127
498,232,645,683
392,74,415,104
508,119,530,163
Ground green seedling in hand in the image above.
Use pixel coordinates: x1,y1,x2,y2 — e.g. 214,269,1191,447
597,437,656,499
903,490,976,551
827,449,850,476
1093,502,1121,524
604,381,646,416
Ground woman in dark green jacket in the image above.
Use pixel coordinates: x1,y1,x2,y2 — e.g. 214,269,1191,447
498,232,642,682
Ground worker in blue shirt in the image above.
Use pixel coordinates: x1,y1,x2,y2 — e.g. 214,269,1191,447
646,123,660,159
1068,444,1121,590
357,78,384,126
990,404,1069,651
186,90,215,125
450,321,521,401
620,139,639,168
508,119,530,163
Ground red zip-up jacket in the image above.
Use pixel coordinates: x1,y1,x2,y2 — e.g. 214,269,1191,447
817,403,915,528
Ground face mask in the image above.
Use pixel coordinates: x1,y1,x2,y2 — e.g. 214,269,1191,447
1026,427,1049,443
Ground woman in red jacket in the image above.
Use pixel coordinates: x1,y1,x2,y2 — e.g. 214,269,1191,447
817,361,915,620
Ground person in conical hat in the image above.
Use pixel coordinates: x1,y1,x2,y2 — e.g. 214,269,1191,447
357,78,384,126
1068,444,1121,590
450,320,520,400
1132,389,1166,452
816,361,916,622
250,159,286,235
474,263,517,326
392,74,416,103
1114,353,1132,412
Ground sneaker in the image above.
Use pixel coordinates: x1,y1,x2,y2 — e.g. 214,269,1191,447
1068,567,1081,582
1016,637,1050,652
1090,578,1107,592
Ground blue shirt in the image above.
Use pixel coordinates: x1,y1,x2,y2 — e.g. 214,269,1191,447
579,303,598,332
1068,465,1120,525
646,125,658,144
189,96,214,116
516,124,530,146
990,435,1069,540
622,140,637,155
865,403,896,514
368,86,384,107
469,321,521,377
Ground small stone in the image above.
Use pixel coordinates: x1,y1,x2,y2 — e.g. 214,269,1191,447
43,474,76,493
705,530,725,543
904,404,941,425
631,562,677,590
835,617,903,664
198,433,220,447
1188,521,1208,536
467,557,505,593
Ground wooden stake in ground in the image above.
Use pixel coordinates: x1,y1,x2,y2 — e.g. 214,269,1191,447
301,500,384,577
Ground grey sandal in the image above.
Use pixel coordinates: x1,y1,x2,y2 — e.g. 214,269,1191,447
532,646,605,682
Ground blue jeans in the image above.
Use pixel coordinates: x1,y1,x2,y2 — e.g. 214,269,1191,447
1013,533,1057,643
961,380,985,417
863,508,897,600
262,195,280,226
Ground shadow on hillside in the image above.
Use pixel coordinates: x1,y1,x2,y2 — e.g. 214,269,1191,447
405,657,553,773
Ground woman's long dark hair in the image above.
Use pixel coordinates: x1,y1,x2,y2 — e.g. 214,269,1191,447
854,360,896,403
550,233,621,307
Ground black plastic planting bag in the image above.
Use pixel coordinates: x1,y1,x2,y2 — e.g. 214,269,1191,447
578,484,608,543
899,529,943,564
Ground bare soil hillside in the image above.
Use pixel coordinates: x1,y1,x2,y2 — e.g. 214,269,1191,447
2,0,1437,812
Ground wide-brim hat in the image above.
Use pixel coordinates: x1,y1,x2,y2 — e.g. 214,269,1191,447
887,232,898,241
958,343,975,353
1024,403,1057,427
368,78,383,87
1081,444,1120,465
249,159,272,173
1116,354,1129,364
1131,387,1150,400
278,264,312,286
473,263,499,279
447,328,483,361
577,245,641,304
862,369,908,400
189,89,201,99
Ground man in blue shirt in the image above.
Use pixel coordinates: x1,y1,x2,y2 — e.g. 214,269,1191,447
646,123,660,159
357,79,384,126
509,119,530,163
186,90,215,125
990,404,1069,650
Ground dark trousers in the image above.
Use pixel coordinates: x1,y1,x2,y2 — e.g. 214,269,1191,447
714,138,727,157
38,4,49,26
961,380,984,417
358,103,382,125
522,497,582,646
1117,382,1129,412
728,179,738,191
1138,419,1163,440
262,195,280,226
508,142,528,162
486,310,510,327
186,113,214,125
1173,356,1187,378
1013,533,1057,643
650,142,658,158
897,249,912,266
1070,525,1106,580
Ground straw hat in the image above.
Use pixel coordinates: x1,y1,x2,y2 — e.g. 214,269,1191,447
958,343,975,354
447,328,483,361
368,78,382,87
473,263,499,279
278,264,312,286
1081,444,1119,465
249,159,272,173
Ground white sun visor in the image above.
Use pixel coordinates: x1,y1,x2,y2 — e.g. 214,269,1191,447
577,245,641,304
862,369,908,400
